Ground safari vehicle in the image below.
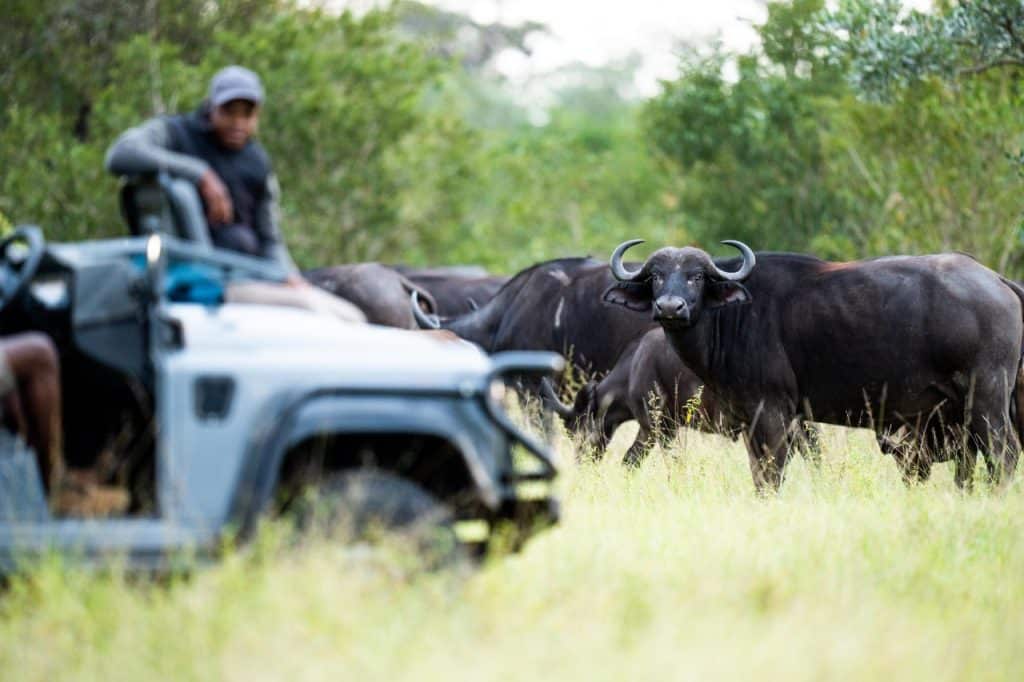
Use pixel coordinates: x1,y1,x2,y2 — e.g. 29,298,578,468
0,182,562,572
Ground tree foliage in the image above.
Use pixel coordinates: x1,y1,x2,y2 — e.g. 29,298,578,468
827,0,1024,100
643,0,1024,270
0,0,678,271
5,0,1024,276
642,1,849,253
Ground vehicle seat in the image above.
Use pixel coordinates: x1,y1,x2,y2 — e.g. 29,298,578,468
119,172,212,247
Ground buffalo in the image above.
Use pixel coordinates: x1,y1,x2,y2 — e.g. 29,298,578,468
543,327,820,467
305,263,437,329
542,328,724,464
395,266,509,317
606,239,1024,491
412,257,656,379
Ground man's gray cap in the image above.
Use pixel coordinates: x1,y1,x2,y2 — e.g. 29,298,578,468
209,66,264,107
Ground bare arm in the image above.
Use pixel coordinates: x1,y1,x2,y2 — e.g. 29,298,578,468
107,118,233,225
104,118,209,182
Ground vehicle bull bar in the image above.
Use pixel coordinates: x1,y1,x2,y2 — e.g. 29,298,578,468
481,351,565,483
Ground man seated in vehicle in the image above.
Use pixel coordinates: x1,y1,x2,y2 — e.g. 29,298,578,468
104,66,364,322
1,333,127,516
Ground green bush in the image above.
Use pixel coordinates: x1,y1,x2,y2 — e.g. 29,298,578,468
643,50,846,255
0,1,686,272
821,76,1024,270
642,0,1024,272
415,111,683,272
5,0,1024,277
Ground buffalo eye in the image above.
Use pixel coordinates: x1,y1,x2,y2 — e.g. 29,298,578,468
651,273,663,285
688,273,704,283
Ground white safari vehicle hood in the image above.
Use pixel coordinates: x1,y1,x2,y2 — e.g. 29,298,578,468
166,302,493,392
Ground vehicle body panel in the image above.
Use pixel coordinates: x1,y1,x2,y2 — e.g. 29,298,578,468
0,234,561,572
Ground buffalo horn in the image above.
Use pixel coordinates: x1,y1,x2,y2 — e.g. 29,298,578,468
411,291,441,329
540,377,575,419
610,239,646,282
708,240,755,281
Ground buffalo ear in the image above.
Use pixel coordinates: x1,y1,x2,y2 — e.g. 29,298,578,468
602,282,652,312
705,281,752,309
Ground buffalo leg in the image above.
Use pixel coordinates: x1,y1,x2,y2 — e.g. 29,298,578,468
588,400,630,461
743,407,794,493
622,396,675,467
794,420,822,469
655,424,679,453
967,375,1020,487
888,436,933,485
881,421,941,486
971,413,1019,488
954,448,977,491
901,453,933,484
577,415,612,462
622,426,651,467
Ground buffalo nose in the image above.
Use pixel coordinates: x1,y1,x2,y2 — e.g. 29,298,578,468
654,296,688,320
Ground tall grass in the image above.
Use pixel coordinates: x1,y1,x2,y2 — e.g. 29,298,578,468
2,424,1023,681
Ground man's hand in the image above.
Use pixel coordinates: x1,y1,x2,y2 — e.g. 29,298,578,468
286,273,309,288
198,169,233,226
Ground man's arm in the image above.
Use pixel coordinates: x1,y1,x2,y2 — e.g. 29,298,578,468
107,118,233,225
104,118,209,182
254,174,298,273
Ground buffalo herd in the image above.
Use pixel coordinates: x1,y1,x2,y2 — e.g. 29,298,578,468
309,240,1024,492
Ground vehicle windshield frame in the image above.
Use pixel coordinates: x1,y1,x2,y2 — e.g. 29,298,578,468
44,235,288,295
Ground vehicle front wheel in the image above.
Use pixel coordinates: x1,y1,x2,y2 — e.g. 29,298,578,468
288,469,462,570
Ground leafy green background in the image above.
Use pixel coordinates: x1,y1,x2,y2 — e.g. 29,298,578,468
3,0,1024,274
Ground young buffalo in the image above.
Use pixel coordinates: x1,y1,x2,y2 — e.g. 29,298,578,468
543,327,821,467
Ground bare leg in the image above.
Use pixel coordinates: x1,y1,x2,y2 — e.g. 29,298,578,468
3,333,63,490
3,392,26,441
2,334,129,517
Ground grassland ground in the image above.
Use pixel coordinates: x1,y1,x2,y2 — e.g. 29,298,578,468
1,422,1023,681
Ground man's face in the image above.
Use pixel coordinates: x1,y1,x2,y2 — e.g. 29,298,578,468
210,99,260,150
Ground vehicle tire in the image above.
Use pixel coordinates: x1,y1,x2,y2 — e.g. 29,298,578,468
289,469,463,570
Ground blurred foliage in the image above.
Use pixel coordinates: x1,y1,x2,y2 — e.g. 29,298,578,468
642,50,844,253
642,0,851,255
402,110,684,270
0,0,677,271
821,75,1024,273
395,0,546,73
644,0,1024,270
825,0,1024,101
3,0,1024,275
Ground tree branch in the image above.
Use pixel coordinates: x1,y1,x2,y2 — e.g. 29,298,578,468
957,58,1024,75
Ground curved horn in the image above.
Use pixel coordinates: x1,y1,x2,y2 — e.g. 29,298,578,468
708,240,756,281
610,239,646,282
540,377,575,419
410,291,440,329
